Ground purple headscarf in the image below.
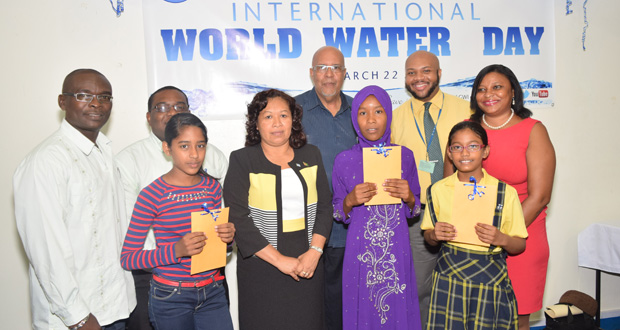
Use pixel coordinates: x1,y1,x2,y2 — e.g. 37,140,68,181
335,87,423,330
351,85,393,148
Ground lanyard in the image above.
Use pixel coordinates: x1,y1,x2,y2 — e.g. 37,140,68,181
412,93,444,156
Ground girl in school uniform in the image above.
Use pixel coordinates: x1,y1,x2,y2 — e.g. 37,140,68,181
422,121,527,330
120,113,235,330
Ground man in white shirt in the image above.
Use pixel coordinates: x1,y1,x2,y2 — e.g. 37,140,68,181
115,86,228,330
14,69,136,330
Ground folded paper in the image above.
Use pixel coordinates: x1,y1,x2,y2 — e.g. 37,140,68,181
190,207,229,275
449,181,496,247
363,146,401,205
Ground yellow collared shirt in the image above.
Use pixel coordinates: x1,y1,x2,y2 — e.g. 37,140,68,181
391,90,471,203
421,170,528,252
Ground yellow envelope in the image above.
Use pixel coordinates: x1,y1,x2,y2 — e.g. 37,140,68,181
190,207,229,275
363,146,401,206
450,182,497,247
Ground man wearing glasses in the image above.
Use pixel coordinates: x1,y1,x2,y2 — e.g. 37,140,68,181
115,86,228,330
14,69,136,330
295,46,357,330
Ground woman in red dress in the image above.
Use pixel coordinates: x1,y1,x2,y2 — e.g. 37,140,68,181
464,64,556,330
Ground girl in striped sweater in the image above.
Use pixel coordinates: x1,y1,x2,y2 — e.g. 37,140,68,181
121,113,235,330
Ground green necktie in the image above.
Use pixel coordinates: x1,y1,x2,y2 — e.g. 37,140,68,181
423,102,444,183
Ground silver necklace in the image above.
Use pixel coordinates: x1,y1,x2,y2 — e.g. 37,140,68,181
483,108,514,130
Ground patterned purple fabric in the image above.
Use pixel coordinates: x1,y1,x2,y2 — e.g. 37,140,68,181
332,85,423,329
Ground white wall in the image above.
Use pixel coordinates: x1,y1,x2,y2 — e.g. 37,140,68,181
1,1,618,328
546,0,620,325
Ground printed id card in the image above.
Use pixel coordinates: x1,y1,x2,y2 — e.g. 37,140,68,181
419,159,436,173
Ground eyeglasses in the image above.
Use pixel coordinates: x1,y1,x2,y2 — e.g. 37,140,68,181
312,65,345,73
62,93,113,104
151,103,190,113
449,144,485,153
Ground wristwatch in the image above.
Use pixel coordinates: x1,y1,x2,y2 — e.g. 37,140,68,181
69,314,89,330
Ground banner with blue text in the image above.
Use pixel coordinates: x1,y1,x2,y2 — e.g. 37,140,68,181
143,1,554,119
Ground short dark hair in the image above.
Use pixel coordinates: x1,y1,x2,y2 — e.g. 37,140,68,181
448,121,489,147
164,112,212,178
245,89,306,148
148,86,189,112
470,64,532,122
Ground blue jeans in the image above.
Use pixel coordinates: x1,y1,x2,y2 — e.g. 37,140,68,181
148,277,233,330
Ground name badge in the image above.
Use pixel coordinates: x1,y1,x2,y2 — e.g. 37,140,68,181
419,159,436,173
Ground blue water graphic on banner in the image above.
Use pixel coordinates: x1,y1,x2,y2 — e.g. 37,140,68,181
184,77,553,118
143,1,555,119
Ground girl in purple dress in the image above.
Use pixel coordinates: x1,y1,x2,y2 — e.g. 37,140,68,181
332,85,423,329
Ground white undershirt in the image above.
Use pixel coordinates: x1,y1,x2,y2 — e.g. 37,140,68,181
281,168,305,232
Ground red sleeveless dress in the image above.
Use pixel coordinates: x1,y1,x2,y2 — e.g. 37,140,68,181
483,117,549,314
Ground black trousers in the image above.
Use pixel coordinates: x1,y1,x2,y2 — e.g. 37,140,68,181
127,270,154,330
324,247,345,330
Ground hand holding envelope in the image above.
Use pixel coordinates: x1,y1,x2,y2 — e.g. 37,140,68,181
447,182,496,247
190,207,230,275
363,145,402,205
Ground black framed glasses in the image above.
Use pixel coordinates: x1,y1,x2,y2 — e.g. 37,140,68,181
151,103,189,113
62,93,113,104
